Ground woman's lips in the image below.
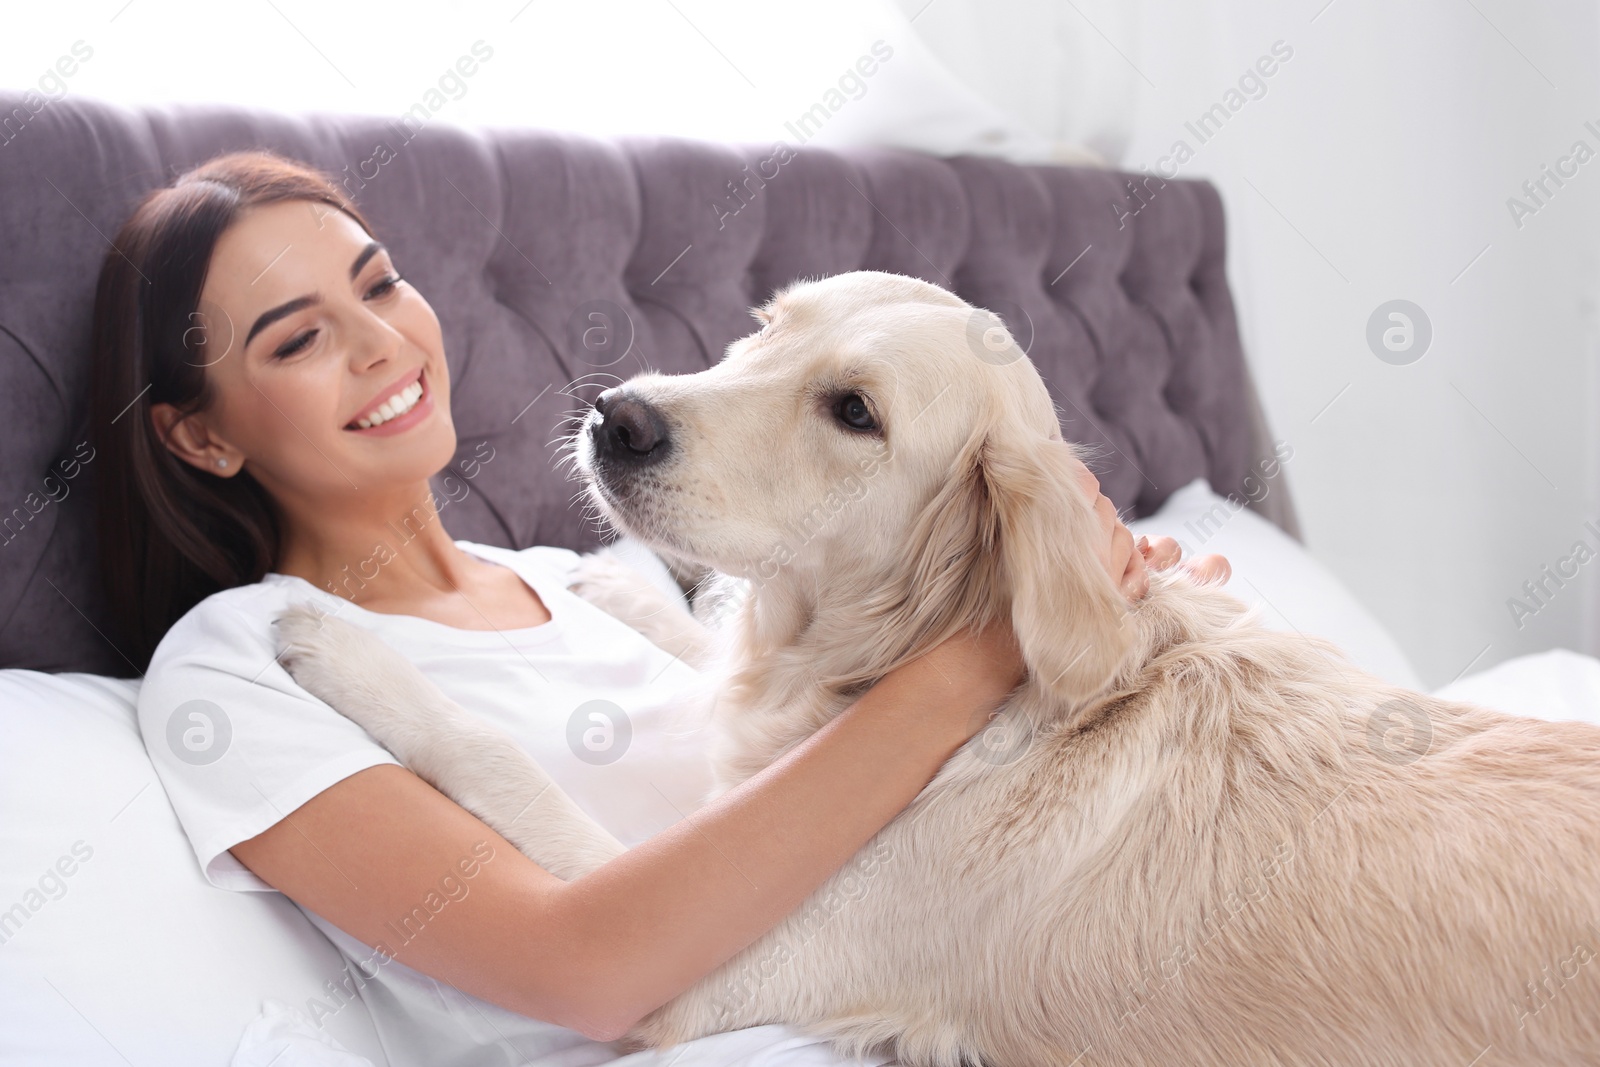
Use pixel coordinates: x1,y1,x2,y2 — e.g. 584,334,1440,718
345,369,435,437
347,367,423,427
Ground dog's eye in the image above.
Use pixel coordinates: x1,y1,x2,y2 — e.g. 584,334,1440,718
833,393,877,432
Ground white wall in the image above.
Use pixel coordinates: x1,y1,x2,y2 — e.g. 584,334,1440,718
1107,0,1600,687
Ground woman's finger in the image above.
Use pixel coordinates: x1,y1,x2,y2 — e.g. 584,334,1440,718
1182,553,1232,585
1079,474,1152,601
1114,524,1149,601
1140,534,1182,572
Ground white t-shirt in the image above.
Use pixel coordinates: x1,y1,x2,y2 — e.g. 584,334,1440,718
138,540,886,1067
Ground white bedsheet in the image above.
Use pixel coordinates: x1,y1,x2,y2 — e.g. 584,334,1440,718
232,998,889,1067
1431,648,1600,727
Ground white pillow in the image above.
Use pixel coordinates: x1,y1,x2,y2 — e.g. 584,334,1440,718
0,670,388,1066
1431,649,1600,726
1128,479,1424,690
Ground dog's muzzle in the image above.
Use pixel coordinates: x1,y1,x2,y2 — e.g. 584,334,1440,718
590,387,670,469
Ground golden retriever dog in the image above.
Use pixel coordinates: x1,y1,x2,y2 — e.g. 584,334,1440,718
277,270,1600,1066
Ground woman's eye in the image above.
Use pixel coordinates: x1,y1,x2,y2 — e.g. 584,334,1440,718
365,273,404,300
274,329,318,359
833,393,877,432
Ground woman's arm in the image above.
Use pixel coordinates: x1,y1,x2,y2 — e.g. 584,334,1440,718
231,463,1228,1041
230,620,1020,1041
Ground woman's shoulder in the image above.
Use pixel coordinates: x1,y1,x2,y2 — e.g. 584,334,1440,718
149,544,581,670
143,546,576,672
143,541,595,686
139,575,335,712
133,576,401,892
191,573,307,620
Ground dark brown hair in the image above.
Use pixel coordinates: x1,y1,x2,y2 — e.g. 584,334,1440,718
90,150,375,672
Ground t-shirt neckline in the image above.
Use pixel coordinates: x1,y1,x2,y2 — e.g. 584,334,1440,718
261,540,565,647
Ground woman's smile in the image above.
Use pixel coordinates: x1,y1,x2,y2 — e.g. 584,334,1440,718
144,196,461,505
345,365,435,435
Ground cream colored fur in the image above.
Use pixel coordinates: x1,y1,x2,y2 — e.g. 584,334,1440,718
277,270,1600,1066
566,548,716,668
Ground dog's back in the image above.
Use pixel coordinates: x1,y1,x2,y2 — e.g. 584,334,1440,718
641,573,1600,1066
929,573,1600,1065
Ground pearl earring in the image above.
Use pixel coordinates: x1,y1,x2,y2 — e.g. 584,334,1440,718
215,457,228,469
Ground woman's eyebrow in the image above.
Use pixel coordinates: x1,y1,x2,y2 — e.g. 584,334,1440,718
349,241,384,280
245,295,320,349
243,243,387,349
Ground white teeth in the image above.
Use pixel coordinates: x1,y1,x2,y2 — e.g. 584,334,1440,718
353,380,424,429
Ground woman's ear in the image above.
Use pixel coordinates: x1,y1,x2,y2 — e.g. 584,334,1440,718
151,402,239,476
979,421,1134,705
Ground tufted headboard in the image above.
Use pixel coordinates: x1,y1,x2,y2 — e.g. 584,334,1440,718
0,94,1295,677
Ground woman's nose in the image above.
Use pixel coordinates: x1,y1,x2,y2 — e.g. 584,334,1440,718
351,311,405,370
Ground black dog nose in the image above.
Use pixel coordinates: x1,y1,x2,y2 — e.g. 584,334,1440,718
593,388,668,461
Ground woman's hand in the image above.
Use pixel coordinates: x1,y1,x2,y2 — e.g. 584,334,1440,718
1138,534,1231,587
877,453,1233,749
1069,455,1231,601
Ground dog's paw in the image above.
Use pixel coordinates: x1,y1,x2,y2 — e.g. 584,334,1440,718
568,550,670,619
569,551,715,667
273,604,430,736
274,604,354,691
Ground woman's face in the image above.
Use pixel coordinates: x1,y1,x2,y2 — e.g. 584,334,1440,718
160,198,456,508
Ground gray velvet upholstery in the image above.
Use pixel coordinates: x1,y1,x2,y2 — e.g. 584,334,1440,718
0,95,1290,676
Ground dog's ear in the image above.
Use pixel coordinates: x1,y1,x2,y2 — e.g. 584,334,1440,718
978,419,1135,706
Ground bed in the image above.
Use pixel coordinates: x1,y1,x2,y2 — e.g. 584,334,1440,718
7,92,1572,1066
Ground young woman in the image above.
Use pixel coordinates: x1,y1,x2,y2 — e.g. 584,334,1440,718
92,151,1228,1066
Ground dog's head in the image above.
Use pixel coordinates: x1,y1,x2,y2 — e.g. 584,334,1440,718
574,270,1133,704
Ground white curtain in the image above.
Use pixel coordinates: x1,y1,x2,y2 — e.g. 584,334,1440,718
883,0,1139,162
